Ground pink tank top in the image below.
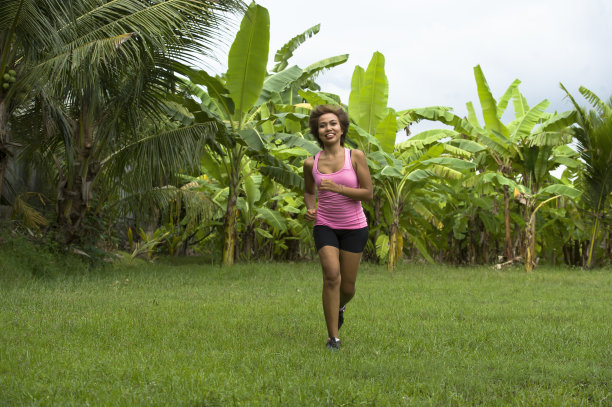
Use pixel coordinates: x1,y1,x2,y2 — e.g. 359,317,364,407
312,148,368,229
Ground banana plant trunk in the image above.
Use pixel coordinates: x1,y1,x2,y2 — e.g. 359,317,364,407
222,155,241,266
524,200,537,272
503,185,513,260
387,202,403,271
222,188,238,266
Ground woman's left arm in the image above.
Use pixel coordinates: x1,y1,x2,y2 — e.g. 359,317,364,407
319,149,373,201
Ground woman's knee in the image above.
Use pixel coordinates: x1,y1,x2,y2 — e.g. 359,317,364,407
322,268,340,287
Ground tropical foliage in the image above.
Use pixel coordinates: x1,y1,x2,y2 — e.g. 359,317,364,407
1,1,610,270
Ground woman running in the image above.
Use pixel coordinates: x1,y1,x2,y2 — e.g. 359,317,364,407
303,105,373,350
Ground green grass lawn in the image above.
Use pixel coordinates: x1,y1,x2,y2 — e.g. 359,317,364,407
1,258,611,406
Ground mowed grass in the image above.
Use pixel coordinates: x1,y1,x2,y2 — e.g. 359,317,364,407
1,259,611,406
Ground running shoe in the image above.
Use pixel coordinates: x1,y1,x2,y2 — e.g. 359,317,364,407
338,306,346,330
326,337,341,351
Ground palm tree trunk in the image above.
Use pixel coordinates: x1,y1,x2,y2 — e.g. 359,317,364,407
56,97,99,243
0,99,9,200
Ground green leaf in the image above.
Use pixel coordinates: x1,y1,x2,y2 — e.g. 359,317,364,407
349,65,365,117
273,133,320,155
421,157,476,170
538,184,581,200
497,79,521,118
358,52,388,134
348,123,383,153
299,54,349,85
539,110,577,132
181,68,234,121
298,90,340,107
255,227,274,239
514,99,550,140
375,234,390,263
512,86,530,119
256,207,287,232
244,174,261,209
466,101,481,129
237,129,266,152
397,129,457,151
272,24,320,72
227,3,270,120
406,169,433,182
579,86,612,118
446,138,486,153
256,66,303,106
473,65,509,137
259,103,275,135
375,111,397,153
405,233,435,264
380,165,403,178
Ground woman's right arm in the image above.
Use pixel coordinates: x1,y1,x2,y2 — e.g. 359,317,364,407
303,157,316,221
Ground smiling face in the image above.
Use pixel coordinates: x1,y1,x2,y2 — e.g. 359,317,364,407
317,113,343,145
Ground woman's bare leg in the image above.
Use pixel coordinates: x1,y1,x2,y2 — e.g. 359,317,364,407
339,250,362,307
318,245,341,339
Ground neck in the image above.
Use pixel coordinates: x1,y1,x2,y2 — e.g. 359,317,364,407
322,144,344,156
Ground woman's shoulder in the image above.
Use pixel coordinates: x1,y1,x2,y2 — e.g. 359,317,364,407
303,155,315,169
350,149,366,160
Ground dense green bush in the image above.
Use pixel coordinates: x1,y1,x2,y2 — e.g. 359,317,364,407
0,229,91,280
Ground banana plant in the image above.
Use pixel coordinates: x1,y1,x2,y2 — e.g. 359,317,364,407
410,65,578,268
171,3,347,265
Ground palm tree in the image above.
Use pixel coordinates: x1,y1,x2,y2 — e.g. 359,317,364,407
561,85,612,268
1,0,245,243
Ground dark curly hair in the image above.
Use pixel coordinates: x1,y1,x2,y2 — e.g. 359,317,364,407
308,105,350,148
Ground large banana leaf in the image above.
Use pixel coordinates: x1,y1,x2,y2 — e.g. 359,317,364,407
538,184,581,199
272,24,320,73
348,123,383,152
226,3,269,120
298,54,349,85
256,66,303,106
396,109,417,131
273,133,320,155
512,86,530,120
375,111,397,153
538,110,577,132
473,65,509,138
396,129,458,151
256,207,287,233
298,89,340,107
237,129,266,152
410,107,485,138
357,52,388,135
244,173,262,209
466,101,481,129
349,65,365,116
181,67,234,121
496,79,521,118
258,165,304,191
513,99,550,140
446,138,487,153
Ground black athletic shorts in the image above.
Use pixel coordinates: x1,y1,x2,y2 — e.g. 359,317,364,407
313,225,369,253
